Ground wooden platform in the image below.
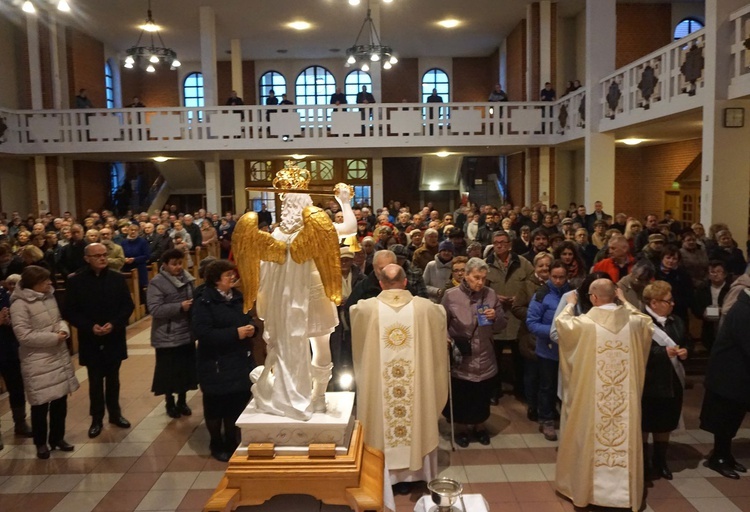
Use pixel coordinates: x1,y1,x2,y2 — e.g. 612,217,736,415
204,420,384,512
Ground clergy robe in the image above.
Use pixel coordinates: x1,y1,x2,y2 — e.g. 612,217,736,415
554,303,653,512
350,289,449,474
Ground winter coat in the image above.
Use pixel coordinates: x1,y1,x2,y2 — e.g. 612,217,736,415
441,281,506,382
64,266,134,367
192,286,256,395
121,236,151,287
705,289,750,409
642,312,686,399
511,274,544,360
147,269,196,349
485,251,535,340
10,287,79,405
423,255,453,302
527,280,572,361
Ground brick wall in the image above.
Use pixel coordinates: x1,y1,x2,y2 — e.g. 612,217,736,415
507,152,525,206
616,3,672,68
506,21,527,101
383,157,421,209
549,147,556,205
530,3,540,100
216,61,257,105
66,27,106,108
74,161,110,215
453,57,493,102
121,66,179,108
614,138,702,220
382,58,419,103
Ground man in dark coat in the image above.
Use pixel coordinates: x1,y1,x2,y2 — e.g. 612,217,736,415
65,243,135,438
58,224,87,279
182,215,203,249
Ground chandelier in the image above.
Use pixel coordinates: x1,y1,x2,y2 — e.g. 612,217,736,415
345,0,397,71
123,0,180,72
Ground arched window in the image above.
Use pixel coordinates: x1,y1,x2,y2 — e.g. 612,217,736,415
183,72,204,120
259,71,287,105
421,68,449,103
345,70,372,105
295,66,336,106
674,18,704,40
104,60,115,109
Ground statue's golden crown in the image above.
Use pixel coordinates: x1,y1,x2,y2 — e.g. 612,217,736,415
272,160,311,190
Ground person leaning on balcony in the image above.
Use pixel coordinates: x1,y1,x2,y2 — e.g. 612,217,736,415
127,97,145,108
488,83,508,102
540,82,556,101
75,88,93,108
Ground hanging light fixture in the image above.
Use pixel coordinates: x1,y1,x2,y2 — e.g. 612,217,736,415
123,0,180,71
345,0,397,70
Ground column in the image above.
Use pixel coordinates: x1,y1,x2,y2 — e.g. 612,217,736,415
524,151,532,205
26,11,43,109
34,156,49,215
539,1,553,87
205,154,221,215
371,156,384,209
368,2,382,102
539,147,551,206
230,39,243,96
55,157,69,214
233,159,247,213
700,0,750,251
49,12,63,109
200,6,219,106
583,0,616,210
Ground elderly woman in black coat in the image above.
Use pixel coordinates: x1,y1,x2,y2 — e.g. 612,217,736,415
192,259,257,462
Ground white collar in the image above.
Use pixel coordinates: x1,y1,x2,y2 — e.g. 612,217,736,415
645,305,667,325
596,303,618,310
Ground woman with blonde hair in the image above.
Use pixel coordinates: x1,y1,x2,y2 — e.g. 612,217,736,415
641,280,687,480
624,218,642,253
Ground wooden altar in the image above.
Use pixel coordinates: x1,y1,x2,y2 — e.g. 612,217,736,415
203,421,383,512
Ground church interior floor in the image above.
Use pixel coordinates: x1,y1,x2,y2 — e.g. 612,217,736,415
0,317,748,512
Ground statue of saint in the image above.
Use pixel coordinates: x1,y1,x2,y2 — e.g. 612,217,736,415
233,161,356,420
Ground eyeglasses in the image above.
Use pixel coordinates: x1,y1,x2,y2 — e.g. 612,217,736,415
657,298,675,305
88,253,107,258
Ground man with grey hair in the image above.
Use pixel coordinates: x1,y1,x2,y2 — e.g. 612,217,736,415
412,228,439,271
182,214,202,249
346,250,397,308
554,279,653,511
351,262,448,503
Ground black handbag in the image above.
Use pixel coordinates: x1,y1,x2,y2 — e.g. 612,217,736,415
452,323,478,356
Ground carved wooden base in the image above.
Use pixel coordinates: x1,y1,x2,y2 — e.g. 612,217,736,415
203,421,384,512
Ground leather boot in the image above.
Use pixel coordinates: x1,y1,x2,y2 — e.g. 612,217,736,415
12,407,33,438
653,441,673,480
310,363,333,413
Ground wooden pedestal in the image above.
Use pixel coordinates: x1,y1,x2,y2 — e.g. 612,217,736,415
204,421,384,512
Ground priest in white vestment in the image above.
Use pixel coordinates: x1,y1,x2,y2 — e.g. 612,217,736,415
554,279,653,512
350,264,449,508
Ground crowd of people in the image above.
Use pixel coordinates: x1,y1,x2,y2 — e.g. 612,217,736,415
0,198,748,493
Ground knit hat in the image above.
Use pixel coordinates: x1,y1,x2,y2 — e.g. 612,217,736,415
438,240,455,253
648,233,665,243
390,244,408,258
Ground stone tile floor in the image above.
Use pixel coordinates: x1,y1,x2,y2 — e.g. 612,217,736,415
0,317,748,512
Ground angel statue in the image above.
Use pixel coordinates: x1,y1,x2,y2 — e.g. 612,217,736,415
232,161,356,421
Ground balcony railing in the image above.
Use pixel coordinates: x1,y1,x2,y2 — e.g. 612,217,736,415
0,100,585,155
730,3,750,98
599,28,706,128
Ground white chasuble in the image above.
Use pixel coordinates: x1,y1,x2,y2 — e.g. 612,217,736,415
592,323,631,506
378,299,416,470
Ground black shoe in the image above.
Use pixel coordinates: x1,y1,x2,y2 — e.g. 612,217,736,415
706,457,740,479
475,430,491,446
455,432,470,448
729,457,747,473
210,447,231,462
109,416,131,429
37,445,50,459
655,463,673,480
165,405,181,419
15,421,33,438
88,421,103,439
392,482,412,496
489,397,500,406
527,407,538,422
176,403,192,416
50,439,75,452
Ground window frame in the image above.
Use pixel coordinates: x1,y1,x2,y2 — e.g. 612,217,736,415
421,68,450,103
295,65,337,122
345,70,372,105
104,60,115,109
183,72,205,120
673,17,704,40
259,70,287,105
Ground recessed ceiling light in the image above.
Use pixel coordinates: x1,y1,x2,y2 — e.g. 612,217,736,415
153,156,169,162
329,48,341,53
620,138,644,146
436,151,450,158
348,0,360,5
291,154,306,160
429,182,440,191
277,49,288,54
288,21,311,30
438,19,460,29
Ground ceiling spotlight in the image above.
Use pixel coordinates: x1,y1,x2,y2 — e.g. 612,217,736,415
389,56,398,64
146,64,155,72
22,1,36,14
382,0,393,3
171,59,181,67
429,182,440,191
383,61,392,70
124,62,134,69
436,151,450,158
438,19,460,28
57,0,71,12
346,55,356,65
288,21,311,30
370,53,380,62
348,0,360,4
153,156,169,162
621,138,644,146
